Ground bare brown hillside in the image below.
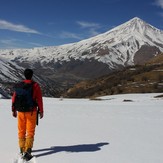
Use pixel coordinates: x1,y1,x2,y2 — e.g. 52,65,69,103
63,54,163,98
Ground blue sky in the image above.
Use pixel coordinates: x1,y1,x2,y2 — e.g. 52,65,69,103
0,0,163,49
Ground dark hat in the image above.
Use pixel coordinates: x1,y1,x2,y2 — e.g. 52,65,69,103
24,68,33,79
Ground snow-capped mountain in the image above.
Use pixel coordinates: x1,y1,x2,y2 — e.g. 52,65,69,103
0,17,162,66
0,17,163,97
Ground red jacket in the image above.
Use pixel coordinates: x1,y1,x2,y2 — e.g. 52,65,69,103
12,80,43,113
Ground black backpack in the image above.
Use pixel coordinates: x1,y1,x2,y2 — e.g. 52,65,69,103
13,81,36,112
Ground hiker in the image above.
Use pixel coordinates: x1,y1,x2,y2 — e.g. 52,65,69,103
12,68,44,161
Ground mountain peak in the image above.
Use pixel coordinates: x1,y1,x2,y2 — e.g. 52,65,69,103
109,17,161,36
129,17,143,22
128,17,147,27
126,17,147,33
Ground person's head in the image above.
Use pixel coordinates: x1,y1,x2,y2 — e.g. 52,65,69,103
24,68,33,80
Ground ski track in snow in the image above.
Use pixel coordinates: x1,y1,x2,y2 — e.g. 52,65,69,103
0,93,163,163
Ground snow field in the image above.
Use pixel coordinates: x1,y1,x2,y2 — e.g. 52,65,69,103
0,93,163,163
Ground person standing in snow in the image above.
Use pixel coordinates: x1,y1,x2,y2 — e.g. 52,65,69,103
12,68,44,161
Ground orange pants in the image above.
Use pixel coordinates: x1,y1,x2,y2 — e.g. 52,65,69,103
18,111,37,139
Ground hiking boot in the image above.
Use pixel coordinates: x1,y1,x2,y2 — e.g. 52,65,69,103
23,151,33,161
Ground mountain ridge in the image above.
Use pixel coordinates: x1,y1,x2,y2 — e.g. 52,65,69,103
0,17,163,97
0,17,163,65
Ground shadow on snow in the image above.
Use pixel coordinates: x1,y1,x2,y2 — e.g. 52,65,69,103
32,142,109,158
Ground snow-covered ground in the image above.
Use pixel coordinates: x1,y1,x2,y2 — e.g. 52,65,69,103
0,93,163,163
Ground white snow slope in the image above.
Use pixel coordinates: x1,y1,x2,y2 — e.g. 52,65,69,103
0,17,163,69
0,93,163,163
